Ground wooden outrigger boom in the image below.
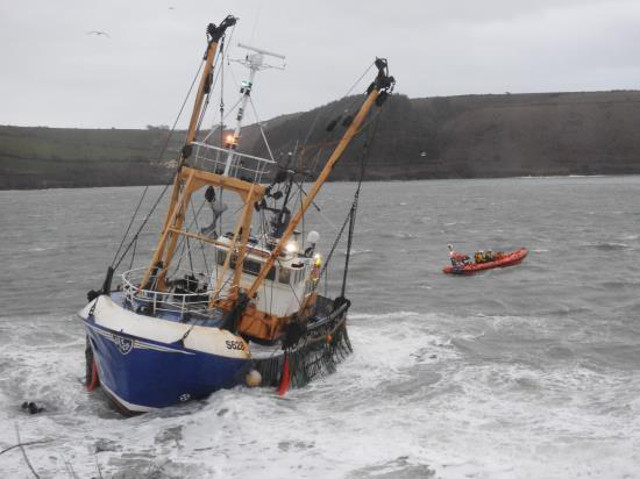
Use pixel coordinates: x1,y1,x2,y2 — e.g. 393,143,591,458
142,16,239,290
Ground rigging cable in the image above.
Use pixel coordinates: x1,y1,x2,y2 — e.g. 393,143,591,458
211,26,233,233
247,96,276,162
110,59,206,270
186,26,234,247
299,62,375,152
317,108,383,295
128,237,137,271
272,63,376,240
171,197,215,279
340,109,382,297
294,62,375,187
189,198,211,279
186,235,195,274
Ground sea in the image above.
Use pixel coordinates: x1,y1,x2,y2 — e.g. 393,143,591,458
1,176,639,478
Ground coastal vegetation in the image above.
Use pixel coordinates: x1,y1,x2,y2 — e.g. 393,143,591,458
2,90,639,189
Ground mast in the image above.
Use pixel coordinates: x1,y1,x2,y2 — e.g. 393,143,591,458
245,59,395,300
142,15,237,289
196,42,284,304
223,43,285,175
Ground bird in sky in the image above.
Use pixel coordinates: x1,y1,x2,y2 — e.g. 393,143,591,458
86,30,111,38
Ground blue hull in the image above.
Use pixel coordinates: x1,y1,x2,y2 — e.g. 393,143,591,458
84,317,249,413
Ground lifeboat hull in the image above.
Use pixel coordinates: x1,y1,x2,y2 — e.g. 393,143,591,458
443,248,528,275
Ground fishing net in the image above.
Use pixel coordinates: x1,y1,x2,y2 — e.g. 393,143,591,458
253,308,352,389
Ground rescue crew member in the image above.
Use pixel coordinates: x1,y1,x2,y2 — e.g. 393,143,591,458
448,244,469,266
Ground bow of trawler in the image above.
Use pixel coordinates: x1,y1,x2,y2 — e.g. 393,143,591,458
79,14,395,414
80,293,249,413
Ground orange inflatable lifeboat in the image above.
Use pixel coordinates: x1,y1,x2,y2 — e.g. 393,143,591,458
443,248,528,275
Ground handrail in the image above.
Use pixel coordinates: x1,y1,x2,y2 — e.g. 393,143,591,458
191,142,274,183
122,268,220,318
192,142,276,164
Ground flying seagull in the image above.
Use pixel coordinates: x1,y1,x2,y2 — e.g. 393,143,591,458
87,30,111,38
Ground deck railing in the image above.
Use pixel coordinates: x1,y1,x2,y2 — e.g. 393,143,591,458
191,142,275,183
121,268,214,319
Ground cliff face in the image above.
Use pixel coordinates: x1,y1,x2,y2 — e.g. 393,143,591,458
2,90,640,189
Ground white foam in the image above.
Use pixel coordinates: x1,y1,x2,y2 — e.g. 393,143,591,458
2,311,640,478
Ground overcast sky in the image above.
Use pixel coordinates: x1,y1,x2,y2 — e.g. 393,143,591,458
2,0,640,129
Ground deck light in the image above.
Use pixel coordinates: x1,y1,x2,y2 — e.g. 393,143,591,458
285,240,299,254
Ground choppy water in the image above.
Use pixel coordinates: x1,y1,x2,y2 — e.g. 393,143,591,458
1,176,639,478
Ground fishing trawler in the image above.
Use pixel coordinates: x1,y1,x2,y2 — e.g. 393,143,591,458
79,15,395,413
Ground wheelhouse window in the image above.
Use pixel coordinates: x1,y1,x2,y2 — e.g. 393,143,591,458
216,250,274,280
243,258,261,275
290,262,304,284
216,249,226,266
243,258,275,280
279,267,291,284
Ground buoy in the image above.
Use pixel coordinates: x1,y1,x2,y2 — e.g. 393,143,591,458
278,354,291,396
245,369,262,387
86,359,99,391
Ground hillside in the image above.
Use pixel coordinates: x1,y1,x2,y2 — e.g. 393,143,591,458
250,90,640,181
0,126,183,189
2,90,640,189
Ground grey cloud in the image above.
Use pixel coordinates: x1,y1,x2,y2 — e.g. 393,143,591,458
1,0,638,128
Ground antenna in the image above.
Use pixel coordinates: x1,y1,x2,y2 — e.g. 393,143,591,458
221,43,286,175
236,42,286,69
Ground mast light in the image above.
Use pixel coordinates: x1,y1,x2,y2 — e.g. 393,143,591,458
225,134,238,148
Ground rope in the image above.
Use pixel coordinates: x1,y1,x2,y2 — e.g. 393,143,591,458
0,439,53,457
14,424,40,479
